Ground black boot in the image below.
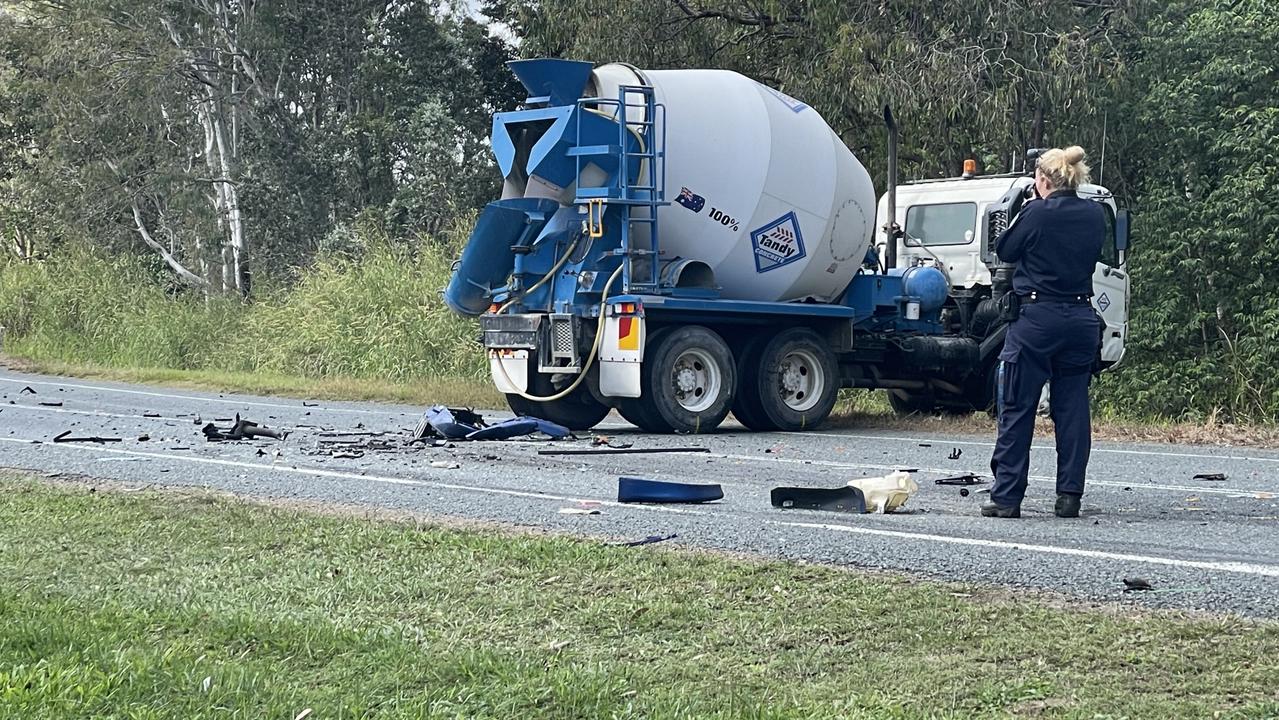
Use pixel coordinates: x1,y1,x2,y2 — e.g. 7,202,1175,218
981,501,1021,518
1055,494,1081,518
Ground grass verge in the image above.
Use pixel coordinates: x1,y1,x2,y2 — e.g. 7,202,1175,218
2,356,504,409
3,474,1279,719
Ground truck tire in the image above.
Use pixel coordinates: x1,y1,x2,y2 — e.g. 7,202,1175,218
505,373,611,431
637,325,736,434
619,328,675,433
748,328,839,431
730,335,776,431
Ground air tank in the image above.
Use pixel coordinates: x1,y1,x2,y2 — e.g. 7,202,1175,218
591,64,876,303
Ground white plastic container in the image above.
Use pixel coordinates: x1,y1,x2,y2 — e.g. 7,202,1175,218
848,471,919,513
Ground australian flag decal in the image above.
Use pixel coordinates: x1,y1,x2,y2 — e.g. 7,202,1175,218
675,187,706,213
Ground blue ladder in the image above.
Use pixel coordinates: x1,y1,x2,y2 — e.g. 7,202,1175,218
570,85,667,293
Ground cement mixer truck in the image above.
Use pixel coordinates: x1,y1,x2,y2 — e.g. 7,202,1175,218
444,59,1132,433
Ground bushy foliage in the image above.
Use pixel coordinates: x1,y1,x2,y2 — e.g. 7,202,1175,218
0,227,485,382
1093,0,1279,422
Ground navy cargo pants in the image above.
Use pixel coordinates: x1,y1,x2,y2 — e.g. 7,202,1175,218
990,301,1101,508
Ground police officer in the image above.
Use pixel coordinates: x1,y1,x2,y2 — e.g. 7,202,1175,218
983,146,1104,519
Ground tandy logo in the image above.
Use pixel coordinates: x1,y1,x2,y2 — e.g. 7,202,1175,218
751,212,806,273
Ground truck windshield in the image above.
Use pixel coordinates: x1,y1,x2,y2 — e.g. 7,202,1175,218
905,202,976,246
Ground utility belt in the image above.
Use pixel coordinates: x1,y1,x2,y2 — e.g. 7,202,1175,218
997,290,1092,322
1020,291,1092,305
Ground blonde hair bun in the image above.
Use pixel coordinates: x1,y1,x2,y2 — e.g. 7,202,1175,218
1037,145,1091,189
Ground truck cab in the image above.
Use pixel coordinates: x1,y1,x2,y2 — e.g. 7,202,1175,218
874,173,1131,413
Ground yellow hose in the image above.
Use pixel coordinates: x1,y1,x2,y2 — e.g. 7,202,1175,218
491,264,624,402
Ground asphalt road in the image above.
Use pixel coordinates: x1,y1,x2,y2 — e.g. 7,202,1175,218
3,369,1279,617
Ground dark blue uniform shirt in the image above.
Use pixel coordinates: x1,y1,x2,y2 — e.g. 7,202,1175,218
996,189,1105,297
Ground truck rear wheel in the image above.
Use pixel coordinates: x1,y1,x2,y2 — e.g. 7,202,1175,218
505,373,611,431
619,329,675,433
747,328,839,431
633,325,735,434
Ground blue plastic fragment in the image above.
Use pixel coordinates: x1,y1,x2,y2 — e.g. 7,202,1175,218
466,417,540,441
527,417,570,439
422,405,482,440
617,477,724,504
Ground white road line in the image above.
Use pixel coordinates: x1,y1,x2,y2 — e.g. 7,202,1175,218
0,376,400,416
794,430,1279,464
0,437,702,516
6,437,1277,579
3,402,190,424
709,452,1263,498
769,519,1279,578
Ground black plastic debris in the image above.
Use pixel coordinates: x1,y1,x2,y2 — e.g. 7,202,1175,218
143,412,161,418
1193,473,1227,482
1123,578,1153,592
202,414,287,441
540,447,709,456
39,401,63,407
618,477,722,503
947,447,963,460
770,485,867,513
20,386,36,394
53,431,121,444
935,473,985,486
618,533,677,547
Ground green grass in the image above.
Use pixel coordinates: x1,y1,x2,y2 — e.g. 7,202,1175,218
3,476,1279,719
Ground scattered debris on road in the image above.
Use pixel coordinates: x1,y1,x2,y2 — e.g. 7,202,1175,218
947,447,963,460
539,447,710,456
618,476,723,503
591,435,633,449
1193,472,1227,482
19,386,35,394
38,401,63,407
1123,577,1154,592
414,405,569,441
53,431,121,444
203,415,288,441
935,473,986,486
848,471,918,513
771,485,867,513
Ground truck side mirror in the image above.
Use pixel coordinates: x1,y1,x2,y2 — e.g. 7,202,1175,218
1115,209,1130,252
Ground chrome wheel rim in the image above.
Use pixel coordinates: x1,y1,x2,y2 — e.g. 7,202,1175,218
776,349,823,412
670,348,721,413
